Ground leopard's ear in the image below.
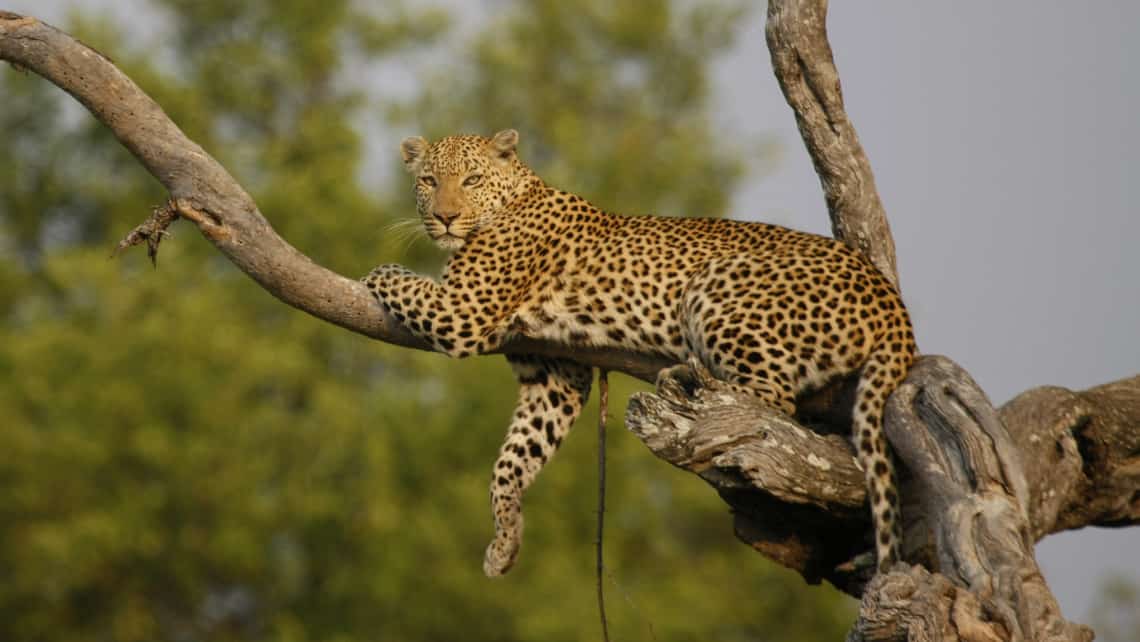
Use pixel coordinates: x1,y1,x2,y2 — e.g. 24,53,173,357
489,129,519,161
401,136,429,174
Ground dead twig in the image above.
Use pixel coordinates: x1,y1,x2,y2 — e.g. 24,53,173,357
111,200,179,266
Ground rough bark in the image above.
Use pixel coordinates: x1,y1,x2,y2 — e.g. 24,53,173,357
1004,377,1140,538
866,358,1096,642
761,2,1110,639
766,0,899,288
0,10,672,384
627,359,1138,597
633,1,1132,639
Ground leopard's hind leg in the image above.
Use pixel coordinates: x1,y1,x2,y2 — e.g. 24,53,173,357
484,355,592,576
678,256,798,415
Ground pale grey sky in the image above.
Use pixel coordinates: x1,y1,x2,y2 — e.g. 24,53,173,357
6,0,1138,623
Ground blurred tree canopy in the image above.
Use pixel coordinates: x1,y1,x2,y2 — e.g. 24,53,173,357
0,1,854,640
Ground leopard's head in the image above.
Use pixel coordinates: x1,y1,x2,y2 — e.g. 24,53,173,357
400,129,533,251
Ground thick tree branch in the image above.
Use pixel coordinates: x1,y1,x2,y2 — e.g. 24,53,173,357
1001,376,1140,537
766,0,899,288
626,361,874,594
758,4,1105,638
628,356,1129,640
0,11,672,383
874,357,1093,642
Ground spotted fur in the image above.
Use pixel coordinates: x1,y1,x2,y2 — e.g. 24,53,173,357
364,130,917,576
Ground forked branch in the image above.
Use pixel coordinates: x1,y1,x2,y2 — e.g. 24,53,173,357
626,358,1138,599
766,0,899,288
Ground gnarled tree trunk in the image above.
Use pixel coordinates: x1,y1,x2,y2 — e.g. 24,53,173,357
627,2,1135,640
1,3,1135,640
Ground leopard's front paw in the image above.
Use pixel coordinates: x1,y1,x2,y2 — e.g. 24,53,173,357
483,514,524,577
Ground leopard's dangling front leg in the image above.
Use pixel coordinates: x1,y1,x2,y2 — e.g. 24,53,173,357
484,355,592,576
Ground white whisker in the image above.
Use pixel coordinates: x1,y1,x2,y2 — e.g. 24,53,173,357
381,218,423,235
380,217,430,257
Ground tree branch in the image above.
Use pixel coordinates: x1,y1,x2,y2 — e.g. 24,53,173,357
765,0,899,288
0,11,673,383
636,2,1131,638
628,356,1129,639
626,361,874,594
1002,376,1140,537
875,357,1093,642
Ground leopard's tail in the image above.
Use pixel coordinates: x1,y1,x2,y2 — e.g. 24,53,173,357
853,338,915,572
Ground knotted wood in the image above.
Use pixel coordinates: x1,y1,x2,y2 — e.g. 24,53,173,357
627,355,1132,638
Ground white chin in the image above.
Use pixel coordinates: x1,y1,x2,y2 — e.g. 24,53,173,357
435,235,465,251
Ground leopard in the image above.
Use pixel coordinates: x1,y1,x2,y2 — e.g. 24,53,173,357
363,129,917,577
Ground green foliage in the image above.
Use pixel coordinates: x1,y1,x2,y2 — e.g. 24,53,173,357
0,1,854,640
406,0,748,218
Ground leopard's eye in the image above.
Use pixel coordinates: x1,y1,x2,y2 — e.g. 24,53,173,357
419,175,437,188
462,174,483,187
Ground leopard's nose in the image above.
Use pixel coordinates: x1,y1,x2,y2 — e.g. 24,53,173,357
433,211,461,226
